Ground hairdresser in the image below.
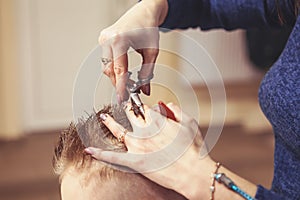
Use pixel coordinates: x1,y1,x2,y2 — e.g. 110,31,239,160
87,0,300,199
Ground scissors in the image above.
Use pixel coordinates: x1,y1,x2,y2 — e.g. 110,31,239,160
126,72,154,120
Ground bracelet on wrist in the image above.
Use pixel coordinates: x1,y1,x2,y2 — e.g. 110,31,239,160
210,162,257,200
209,162,221,200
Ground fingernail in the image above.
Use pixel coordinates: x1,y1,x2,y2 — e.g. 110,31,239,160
142,84,150,96
84,148,95,155
100,113,108,121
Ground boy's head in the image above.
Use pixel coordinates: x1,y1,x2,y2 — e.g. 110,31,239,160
53,105,186,200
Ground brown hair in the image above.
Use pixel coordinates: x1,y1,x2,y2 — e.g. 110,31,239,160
276,0,300,24
52,105,130,176
296,0,300,12
53,105,187,200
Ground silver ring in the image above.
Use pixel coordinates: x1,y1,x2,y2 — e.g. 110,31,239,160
101,58,112,65
118,129,128,143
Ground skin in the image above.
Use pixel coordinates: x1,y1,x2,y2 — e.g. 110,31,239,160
60,164,186,200
86,103,258,199
61,166,141,200
97,0,258,198
61,167,105,200
99,0,168,102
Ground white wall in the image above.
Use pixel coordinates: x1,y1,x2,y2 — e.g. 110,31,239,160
17,0,120,131
178,29,260,85
14,0,260,133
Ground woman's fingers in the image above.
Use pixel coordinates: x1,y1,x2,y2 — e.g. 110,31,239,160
101,45,116,86
138,48,159,96
100,28,159,101
99,113,129,144
124,102,167,141
124,103,163,126
86,102,202,175
111,34,130,103
113,54,129,103
135,28,159,95
85,147,133,168
100,29,130,103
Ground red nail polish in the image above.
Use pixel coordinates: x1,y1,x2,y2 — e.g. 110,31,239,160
158,101,176,121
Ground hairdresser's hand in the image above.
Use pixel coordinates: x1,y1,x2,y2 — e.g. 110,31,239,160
99,0,168,103
85,103,215,199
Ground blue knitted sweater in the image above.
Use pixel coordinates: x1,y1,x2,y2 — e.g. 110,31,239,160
160,0,300,199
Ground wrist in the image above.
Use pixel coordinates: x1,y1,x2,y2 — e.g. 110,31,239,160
213,164,258,200
175,156,258,200
140,0,168,26
176,154,215,200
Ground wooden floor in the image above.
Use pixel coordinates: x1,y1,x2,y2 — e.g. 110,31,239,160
0,126,274,200
0,131,61,200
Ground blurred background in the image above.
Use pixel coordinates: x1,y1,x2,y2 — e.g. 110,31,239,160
0,0,287,199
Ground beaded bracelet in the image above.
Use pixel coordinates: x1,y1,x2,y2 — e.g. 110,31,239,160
210,162,256,200
209,162,221,200
214,173,257,200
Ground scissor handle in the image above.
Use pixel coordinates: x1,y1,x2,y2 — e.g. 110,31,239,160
127,71,154,93
158,101,177,121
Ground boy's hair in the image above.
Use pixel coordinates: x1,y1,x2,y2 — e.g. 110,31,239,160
53,105,129,176
53,105,186,200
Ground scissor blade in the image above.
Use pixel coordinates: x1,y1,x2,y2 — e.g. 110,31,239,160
130,93,145,120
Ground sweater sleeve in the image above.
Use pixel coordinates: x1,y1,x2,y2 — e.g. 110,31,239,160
160,0,296,31
255,185,289,200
